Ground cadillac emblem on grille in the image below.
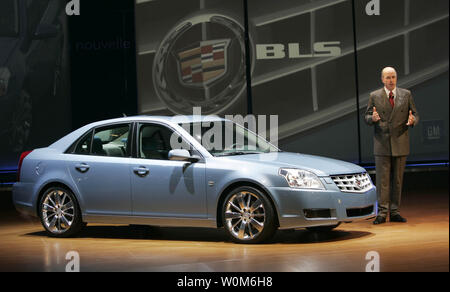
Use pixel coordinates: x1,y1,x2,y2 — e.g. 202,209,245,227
354,177,362,188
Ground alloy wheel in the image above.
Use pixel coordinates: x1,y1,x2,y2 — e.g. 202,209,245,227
224,191,266,241
41,189,75,235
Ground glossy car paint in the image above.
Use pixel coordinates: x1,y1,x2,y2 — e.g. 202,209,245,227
13,116,377,230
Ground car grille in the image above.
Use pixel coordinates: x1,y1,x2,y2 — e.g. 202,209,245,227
331,173,373,193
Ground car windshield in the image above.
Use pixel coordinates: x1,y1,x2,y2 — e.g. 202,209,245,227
0,0,19,37
180,121,280,157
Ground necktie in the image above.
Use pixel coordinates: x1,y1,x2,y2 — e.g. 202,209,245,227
389,91,394,108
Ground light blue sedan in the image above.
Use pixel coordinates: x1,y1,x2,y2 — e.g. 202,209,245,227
13,116,377,243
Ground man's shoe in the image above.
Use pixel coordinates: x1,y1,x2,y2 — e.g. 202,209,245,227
390,214,407,223
373,216,386,225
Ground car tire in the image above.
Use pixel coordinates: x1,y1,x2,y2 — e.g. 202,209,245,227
39,187,84,238
9,90,32,153
306,223,340,233
222,186,277,244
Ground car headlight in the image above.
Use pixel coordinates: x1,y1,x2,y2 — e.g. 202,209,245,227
279,168,325,190
0,67,11,97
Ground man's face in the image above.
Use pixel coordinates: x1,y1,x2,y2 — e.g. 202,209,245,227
382,70,397,91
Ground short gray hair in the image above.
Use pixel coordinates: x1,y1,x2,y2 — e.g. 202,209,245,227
381,67,397,78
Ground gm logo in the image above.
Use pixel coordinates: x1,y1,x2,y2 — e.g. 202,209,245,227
256,42,341,60
422,120,445,145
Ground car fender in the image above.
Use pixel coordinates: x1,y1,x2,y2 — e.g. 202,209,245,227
207,166,282,223
32,168,86,218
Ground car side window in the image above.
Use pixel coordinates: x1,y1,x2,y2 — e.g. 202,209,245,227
73,130,93,155
92,124,130,157
139,124,190,160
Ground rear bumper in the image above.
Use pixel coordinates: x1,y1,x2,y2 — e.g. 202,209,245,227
268,186,377,229
12,182,37,217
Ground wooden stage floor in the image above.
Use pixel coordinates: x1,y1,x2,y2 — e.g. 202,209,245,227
0,172,448,272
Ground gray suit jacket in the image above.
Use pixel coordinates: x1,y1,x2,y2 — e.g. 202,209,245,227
364,87,419,156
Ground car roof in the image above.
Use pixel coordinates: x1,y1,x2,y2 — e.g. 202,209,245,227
80,115,226,125
125,115,226,123
48,115,226,151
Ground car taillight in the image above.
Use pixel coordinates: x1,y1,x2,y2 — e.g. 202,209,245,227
17,150,33,182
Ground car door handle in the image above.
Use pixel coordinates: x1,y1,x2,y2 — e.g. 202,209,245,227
75,163,90,173
133,166,149,177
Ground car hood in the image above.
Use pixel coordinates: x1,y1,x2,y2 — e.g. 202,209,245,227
221,152,366,176
0,38,19,66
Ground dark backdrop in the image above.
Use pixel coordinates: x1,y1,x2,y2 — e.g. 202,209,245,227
0,0,137,185
135,0,449,165
1,0,448,185
68,0,137,129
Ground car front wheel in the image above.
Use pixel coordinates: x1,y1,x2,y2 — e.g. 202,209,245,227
39,187,83,238
222,186,277,244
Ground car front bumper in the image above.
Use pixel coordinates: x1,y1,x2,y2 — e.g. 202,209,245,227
268,184,377,229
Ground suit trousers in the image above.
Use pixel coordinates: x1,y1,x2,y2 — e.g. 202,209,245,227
375,155,407,217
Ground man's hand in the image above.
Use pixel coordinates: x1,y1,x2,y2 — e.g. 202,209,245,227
406,110,415,126
372,107,381,123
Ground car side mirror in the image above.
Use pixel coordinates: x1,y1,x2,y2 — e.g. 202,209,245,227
168,149,200,163
33,24,59,40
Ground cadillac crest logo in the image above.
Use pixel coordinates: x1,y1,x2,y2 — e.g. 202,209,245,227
177,39,230,87
354,177,362,188
152,13,253,115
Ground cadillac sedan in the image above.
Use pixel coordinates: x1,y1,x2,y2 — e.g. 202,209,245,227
13,116,377,243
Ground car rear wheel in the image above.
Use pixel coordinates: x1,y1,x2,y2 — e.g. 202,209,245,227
39,187,83,238
222,186,277,244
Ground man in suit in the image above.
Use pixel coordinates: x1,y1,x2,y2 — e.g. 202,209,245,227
365,67,419,225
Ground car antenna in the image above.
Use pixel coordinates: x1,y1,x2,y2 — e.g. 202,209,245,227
122,113,127,117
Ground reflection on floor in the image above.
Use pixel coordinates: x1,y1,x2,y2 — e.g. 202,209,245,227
0,172,448,272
